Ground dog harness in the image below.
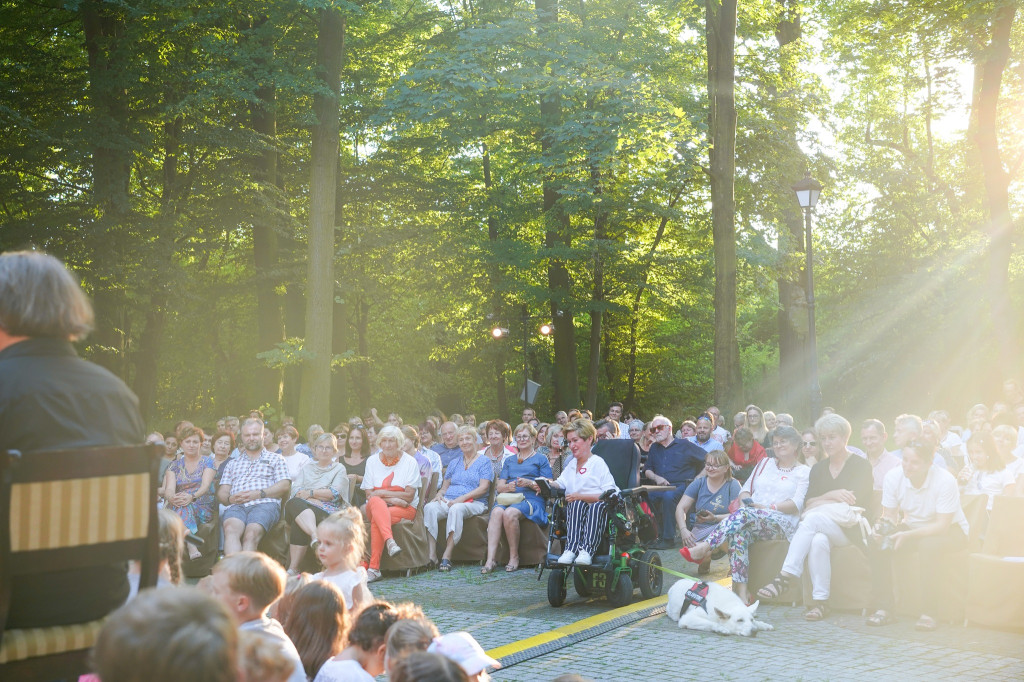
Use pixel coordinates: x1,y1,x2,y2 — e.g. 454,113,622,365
683,581,710,613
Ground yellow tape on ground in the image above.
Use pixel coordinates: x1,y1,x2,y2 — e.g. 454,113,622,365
487,575,731,659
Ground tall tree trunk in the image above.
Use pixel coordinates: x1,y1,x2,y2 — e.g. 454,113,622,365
972,2,1018,381
250,16,285,412
537,0,580,410
81,1,131,378
283,282,305,418
773,2,808,418
132,114,183,421
299,9,345,428
584,165,606,412
482,142,510,422
355,297,371,410
706,0,742,409
330,298,348,427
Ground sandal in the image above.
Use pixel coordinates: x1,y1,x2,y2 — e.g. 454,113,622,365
804,603,827,621
438,559,452,572
866,610,894,627
756,574,791,600
505,562,519,573
915,614,937,631
481,563,496,574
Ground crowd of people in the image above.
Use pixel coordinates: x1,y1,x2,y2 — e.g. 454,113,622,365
4,251,1024,681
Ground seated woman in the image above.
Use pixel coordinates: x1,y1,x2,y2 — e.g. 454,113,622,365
480,419,515,479
402,424,438,478
537,419,618,567
343,425,372,508
285,433,350,574
757,417,872,621
680,424,810,604
360,425,422,582
482,423,553,573
278,425,312,481
800,429,821,467
959,431,1015,511
674,449,741,575
545,425,569,478
726,426,767,483
163,425,216,560
425,425,494,571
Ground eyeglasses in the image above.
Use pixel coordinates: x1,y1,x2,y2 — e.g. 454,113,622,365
802,441,817,448
315,445,335,453
704,462,722,469
652,424,670,432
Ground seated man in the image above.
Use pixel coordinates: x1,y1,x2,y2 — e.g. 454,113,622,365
595,418,620,440
865,439,969,631
218,417,291,555
645,414,707,549
687,413,725,453
205,552,305,682
861,419,900,491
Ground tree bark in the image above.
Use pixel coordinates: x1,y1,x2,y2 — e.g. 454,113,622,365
299,9,345,428
537,0,580,410
482,142,510,422
81,1,131,378
773,0,807,418
972,1,1018,381
706,0,743,409
584,164,606,413
250,16,285,412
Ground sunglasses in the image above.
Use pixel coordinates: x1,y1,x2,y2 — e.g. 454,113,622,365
802,441,817,448
652,424,670,432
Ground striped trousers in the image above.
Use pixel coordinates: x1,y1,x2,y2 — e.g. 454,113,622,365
564,500,608,554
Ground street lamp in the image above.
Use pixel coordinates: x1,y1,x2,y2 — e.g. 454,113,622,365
490,316,553,411
792,171,823,422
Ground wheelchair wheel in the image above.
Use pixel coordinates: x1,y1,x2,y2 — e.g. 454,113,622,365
637,550,663,599
548,568,567,607
607,572,633,607
573,568,591,597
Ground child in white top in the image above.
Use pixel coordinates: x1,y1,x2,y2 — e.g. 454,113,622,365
312,507,372,610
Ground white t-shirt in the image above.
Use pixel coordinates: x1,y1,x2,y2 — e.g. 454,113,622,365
882,465,969,534
314,567,370,610
314,658,375,682
555,452,618,497
361,453,422,508
964,468,1015,510
712,426,730,443
282,452,312,481
239,617,307,682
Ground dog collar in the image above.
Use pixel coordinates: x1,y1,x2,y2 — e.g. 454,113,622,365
684,581,710,613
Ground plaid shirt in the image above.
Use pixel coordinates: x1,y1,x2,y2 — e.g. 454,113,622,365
221,448,289,507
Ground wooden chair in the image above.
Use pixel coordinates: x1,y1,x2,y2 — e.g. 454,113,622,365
0,444,163,678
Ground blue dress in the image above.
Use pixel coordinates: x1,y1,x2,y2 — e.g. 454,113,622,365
496,452,553,525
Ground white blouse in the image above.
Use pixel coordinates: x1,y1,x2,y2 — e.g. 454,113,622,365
556,452,619,497
741,458,810,522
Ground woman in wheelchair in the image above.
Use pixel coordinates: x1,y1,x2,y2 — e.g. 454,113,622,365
535,419,619,566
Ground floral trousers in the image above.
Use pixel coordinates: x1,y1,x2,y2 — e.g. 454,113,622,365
704,507,795,584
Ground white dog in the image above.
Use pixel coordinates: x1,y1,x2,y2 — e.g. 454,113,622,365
666,579,774,637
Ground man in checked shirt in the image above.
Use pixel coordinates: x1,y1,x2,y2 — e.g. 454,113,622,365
219,417,291,555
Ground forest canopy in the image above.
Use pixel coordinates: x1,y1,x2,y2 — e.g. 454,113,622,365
1,0,1021,430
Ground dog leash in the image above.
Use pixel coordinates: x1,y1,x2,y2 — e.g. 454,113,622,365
630,556,697,581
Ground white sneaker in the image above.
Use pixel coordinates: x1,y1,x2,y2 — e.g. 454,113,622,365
366,568,382,583
557,550,577,565
576,550,592,566
386,538,402,556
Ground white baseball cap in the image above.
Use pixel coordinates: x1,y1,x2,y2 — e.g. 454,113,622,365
427,631,501,675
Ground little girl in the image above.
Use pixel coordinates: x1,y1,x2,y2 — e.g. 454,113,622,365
313,507,372,610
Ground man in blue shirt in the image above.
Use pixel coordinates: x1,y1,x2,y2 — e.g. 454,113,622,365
645,414,708,549
434,420,462,471
687,413,725,453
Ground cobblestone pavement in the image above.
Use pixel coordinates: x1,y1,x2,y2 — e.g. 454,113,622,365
370,550,1024,682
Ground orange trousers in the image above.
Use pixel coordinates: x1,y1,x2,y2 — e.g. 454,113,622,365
365,496,417,570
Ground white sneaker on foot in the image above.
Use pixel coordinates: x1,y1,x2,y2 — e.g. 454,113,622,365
557,550,577,565
576,550,592,566
386,538,402,556
366,568,382,583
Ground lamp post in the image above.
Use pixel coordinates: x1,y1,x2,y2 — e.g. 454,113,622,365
792,171,823,422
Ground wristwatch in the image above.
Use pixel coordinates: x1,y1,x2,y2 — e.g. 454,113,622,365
259,489,266,499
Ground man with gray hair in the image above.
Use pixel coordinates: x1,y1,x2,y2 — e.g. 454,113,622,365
0,250,145,628
644,414,708,549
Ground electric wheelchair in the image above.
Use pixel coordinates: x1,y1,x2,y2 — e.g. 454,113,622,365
540,439,666,607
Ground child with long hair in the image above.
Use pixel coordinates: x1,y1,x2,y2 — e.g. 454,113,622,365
283,581,351,680
312,507,372,610
127,508,185,599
